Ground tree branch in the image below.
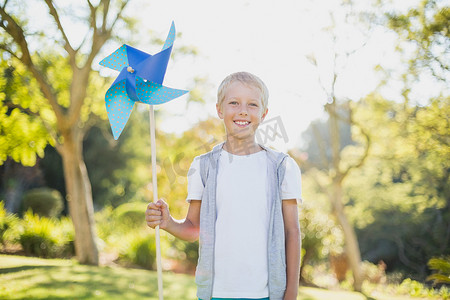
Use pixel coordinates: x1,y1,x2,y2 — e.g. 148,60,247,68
0,6,66,128
67,0,127,129
66,0,100,128
44,0,76,63
5,101,37,116
102,0,110,33
341,121,371,179
87,0,97,41
109,0,128,33
325,102,351,124
312,123,330,169
2,0,9,10
0,43,19,60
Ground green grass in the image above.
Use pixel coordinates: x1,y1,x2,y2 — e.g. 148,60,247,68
0,255,196,299
0,255,432,300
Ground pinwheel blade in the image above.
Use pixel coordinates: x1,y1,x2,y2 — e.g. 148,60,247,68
136,77,188,105
162,21,176,51
99,45,128,72
105,80,135,140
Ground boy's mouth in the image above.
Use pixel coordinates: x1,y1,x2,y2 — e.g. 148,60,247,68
234,120,250,127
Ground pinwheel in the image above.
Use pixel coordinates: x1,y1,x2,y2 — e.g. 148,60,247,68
99,22,188,300
99,21,188,140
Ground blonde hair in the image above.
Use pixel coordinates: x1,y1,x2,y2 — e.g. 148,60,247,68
217,72,269,112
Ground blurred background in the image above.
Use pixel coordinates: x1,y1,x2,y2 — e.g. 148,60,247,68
0,0,448,299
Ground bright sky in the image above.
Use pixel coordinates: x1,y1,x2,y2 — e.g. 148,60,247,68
124,0,433,152
119,0,390,151
28,0,435,151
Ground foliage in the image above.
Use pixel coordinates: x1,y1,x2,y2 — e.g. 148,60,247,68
82,109,155,208
118,231,156,270
21,187,63,218
157,117,225,219
385,0,449,82
18,210,74,258
166,234,199,271
0,201,19,247
94,205,116,243
427,256,450,285
345,94,449,279
360,260,386,284
39,145,66,202
0,61,52,166
397,278,448,298
113,201,147,230
85,111,224,212
299,200,343,260
94,205,194,272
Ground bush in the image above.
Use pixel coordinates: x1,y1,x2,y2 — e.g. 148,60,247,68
361,260,386,284
95,206,116,242
168,237,199,271
58,216,75,257
0,201,20,248
118,231,156,269
22,188,64,218
427,256,450,286
19,210,74,258
397,278,448,298
113,202,146,230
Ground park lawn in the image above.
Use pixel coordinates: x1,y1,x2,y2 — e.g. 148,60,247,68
0,254,196,300
0,254,426,300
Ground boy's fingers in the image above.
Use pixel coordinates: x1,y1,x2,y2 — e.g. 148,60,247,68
146,209,161,216
146,214,162,222
145,207,161,215
146,220,161,228
147,203,158,210
157,199,168,209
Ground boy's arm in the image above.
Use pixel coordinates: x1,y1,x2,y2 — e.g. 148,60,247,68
146,199,201,242
282,199,301,300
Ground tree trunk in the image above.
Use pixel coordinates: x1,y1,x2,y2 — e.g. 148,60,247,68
327,100,363,291
331,182,363,292
60,126,98,265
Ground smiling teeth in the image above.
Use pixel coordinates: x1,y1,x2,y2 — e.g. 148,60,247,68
235,121,249,125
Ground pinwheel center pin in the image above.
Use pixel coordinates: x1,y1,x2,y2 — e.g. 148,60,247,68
127,66,135,73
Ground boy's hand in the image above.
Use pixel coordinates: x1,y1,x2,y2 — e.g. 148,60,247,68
146,199,171,230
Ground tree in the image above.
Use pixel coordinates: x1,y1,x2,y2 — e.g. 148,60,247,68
0,0,131,265
297,3,374,291
297,100,369,291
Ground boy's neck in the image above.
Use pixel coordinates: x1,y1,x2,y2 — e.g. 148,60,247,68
222,138,263,156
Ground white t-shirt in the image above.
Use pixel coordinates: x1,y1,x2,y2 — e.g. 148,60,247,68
186,149,302,298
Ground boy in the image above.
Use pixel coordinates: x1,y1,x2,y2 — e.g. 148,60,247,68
146,72,302,300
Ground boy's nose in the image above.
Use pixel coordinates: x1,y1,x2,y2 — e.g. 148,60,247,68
239,107,248,116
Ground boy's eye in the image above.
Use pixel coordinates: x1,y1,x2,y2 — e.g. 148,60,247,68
230,101,238,105
250,103,259,107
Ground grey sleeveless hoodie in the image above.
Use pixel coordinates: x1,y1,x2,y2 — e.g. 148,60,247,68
195,142,292,300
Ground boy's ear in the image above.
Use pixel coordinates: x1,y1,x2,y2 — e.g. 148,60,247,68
261,108,268,121
216,103,224,119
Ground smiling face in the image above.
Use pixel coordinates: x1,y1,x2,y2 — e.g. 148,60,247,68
216,81,268,142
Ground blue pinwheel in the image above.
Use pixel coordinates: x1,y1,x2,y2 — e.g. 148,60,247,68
99,21,188,140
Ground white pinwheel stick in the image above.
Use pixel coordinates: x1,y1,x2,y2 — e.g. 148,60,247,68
98,21,188,300
149,105,163,300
